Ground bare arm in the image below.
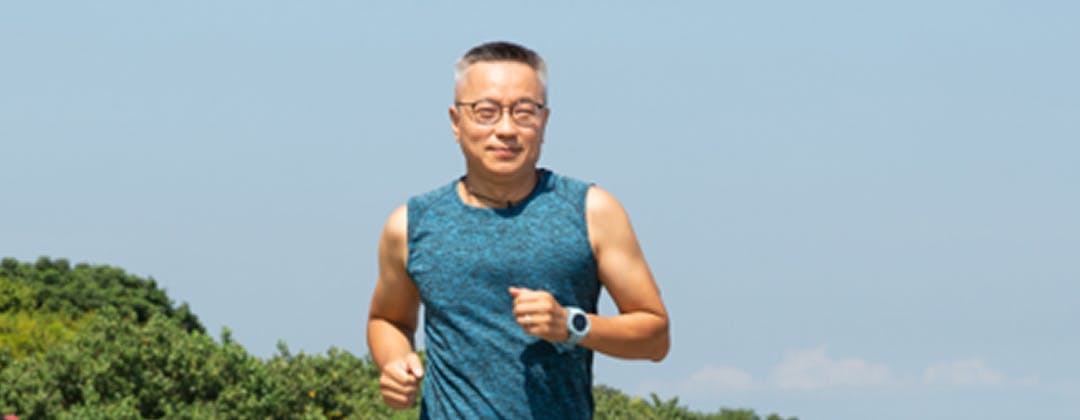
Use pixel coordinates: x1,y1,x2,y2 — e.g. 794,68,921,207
581,186,669,361
366,205,424,409
510,187,670,361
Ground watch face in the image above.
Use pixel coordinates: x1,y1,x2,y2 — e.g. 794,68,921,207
572,313,588,331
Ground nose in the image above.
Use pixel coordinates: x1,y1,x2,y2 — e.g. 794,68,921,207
494,110,518,138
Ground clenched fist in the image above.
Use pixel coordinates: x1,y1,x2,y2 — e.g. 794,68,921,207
509,286,570,343
378,352,424,409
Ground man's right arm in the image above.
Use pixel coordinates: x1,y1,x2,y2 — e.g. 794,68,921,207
366,205,424,409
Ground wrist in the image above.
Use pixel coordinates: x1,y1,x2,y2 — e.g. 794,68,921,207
563,306,590,346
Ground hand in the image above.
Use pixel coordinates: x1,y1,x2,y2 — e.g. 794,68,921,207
378,352,424,409
509,287,569,343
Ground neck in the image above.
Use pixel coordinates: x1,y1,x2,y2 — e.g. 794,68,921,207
459,168,540,208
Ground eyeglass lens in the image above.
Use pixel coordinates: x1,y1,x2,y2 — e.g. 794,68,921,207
469,100,543,127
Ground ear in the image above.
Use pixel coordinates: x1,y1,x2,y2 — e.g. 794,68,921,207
449,105,462,143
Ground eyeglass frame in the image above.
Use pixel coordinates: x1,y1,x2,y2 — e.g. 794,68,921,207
453,99,548,128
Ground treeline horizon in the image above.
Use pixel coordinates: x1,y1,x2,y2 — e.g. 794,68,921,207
0,256,794,419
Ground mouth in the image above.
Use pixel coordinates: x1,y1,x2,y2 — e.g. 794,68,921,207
487,146,522,158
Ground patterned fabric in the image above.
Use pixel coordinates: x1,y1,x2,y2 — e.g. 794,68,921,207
407,169,600,419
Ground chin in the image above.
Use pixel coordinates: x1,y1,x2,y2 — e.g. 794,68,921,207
484,166,524,177
483,159,531,175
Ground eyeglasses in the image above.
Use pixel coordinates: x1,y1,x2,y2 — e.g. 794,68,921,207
455,99,546,128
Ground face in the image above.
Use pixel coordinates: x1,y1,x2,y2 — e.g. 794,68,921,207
450,61,549,177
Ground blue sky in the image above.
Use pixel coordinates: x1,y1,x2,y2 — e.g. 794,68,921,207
2,2,1078,419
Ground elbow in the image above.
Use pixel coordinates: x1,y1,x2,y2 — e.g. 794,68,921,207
649,350,668,362
649,338,669,362
647,320,670,362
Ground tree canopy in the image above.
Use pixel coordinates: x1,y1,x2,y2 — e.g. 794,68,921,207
0,257,794,419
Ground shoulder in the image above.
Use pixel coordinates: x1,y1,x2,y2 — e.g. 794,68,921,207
584,185,640,253
541,169,593,212
380,205,408,250
408,179,459,214
383,177,455,247
538,169,623,222
585,186,627,221
404,178,460,232
545,170,591,193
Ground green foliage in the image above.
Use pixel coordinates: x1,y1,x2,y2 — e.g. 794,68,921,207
0,311,83,360
0,308,420,419
0,274,37,313
593,385,796,420
264,343,418,419
0,257,794,419
0,257,203,334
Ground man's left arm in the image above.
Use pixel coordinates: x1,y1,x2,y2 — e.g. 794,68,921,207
580,186,669,360
510,186,670,361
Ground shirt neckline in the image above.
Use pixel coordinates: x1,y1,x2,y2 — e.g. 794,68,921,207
453,168,551,214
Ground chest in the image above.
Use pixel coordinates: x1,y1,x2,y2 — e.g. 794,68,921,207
407,209,598,310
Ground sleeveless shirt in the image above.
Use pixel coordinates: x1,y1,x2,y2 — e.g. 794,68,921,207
406,169,601,419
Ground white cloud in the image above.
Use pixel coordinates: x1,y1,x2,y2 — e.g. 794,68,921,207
685,364,756,391
770,346,892,390
667,350,1034,397
646,364,758,398
923,358,1004,387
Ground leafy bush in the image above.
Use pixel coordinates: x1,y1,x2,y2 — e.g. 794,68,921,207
0,257,793,419
593,385,794,420
0,257,202,335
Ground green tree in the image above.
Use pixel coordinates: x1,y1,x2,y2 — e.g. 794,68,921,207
0,257,202,335
1,257,794,419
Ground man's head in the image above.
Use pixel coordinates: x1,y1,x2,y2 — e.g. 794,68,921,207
450,42,550,178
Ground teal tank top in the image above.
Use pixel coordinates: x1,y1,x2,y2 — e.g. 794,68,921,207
407,169,601,419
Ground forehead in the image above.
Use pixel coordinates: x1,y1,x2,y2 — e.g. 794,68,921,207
456,61,543,101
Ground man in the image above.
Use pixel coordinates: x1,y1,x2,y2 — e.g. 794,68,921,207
367,41,669,419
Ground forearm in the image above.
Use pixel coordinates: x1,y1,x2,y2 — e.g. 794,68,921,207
579,311,669,361
367,317,417,369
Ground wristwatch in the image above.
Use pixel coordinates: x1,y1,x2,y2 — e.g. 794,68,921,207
563,306,590,346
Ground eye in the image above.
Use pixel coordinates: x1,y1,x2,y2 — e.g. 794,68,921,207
469,100,498,118
512,102,539,115
473,106,499,119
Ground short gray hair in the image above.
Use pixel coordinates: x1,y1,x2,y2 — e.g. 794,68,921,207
454,41,548,100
